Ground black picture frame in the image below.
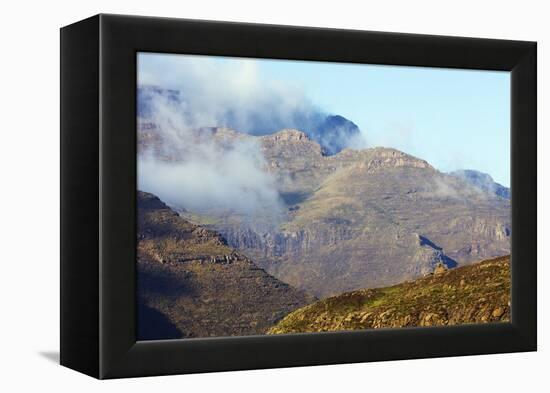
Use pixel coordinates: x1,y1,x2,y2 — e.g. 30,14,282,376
60,14,537,379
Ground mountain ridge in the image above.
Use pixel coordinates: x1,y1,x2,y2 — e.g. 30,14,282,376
137,85,361,154
137,191,314,339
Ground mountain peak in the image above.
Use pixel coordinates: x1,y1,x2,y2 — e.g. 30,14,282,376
358,147,433,171
309,115,361,155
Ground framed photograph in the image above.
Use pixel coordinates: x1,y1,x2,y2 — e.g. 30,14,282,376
60,14,536,379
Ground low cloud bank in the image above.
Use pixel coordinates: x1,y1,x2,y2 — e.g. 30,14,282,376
137,90,286,223
137,53,369,220
138,53,366,154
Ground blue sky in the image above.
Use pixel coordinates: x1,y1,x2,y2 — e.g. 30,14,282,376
139,53,510,187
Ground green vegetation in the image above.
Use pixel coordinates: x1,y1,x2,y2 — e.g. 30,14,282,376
268,255,510,334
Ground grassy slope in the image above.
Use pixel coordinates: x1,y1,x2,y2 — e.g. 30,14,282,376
268,255,510,334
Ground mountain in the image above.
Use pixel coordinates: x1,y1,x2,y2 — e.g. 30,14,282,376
139,126,511,298
137,191,313,340
137,85,361,154
268,255,510,334
308,115,361,155
449,169,510,199
207,129,511,297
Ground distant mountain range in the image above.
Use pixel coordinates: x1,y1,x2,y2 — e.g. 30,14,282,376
449,169,510,199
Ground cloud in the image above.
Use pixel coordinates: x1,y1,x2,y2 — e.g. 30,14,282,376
137,89,286,225
138,142,283,217
136,53,371,222
139,53,311,133
420,173,491,201
137,53,367,153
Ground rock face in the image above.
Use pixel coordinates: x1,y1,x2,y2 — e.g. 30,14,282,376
137,191,313,340
140,125,511,298
268,255,511,334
